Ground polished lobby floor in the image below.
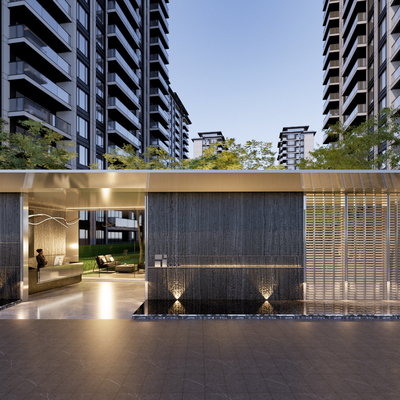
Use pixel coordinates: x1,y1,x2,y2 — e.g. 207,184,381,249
1,282,400,399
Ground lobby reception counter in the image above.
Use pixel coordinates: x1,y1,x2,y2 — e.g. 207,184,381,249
29,263,83,295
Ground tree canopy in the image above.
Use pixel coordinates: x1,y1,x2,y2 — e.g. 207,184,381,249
0,119,76,169
102,138,282,170
298,108,400,170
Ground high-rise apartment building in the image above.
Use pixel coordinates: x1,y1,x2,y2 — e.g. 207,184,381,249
277,126,315,170
322,0,395,157
192,131,225,158
0,0,190,244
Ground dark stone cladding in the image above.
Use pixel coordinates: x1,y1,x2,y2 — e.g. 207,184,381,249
148,267,303,301
147,192,304,301
0,193,21,300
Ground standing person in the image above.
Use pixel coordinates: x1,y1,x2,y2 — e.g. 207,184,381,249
36,249,47,269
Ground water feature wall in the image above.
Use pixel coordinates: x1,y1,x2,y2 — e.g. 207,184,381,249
147,192,304,300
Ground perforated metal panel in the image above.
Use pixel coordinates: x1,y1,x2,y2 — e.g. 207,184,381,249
305,193,345,300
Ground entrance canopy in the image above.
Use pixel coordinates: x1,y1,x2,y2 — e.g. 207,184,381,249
1,170,400,210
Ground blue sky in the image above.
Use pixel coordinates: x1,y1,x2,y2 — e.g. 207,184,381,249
168,0,324,160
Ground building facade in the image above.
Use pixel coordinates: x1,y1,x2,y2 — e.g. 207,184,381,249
277,126,315,170
0,0,190,245
322,0,396,153
192,131,225,158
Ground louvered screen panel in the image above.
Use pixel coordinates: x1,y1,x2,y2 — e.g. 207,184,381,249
389,194,400,299
305,193,345,300
347,194,387,300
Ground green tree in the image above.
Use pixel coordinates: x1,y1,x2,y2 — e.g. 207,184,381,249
298,108,400,170
101,138,282,171
0,119,76,169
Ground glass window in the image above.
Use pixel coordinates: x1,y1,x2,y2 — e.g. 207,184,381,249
379,18,386,40
287,147,295,152
379,44,387,67
79,229,88,239
96,27,104,49
96,52,104,74
379,96,387,111
287,134,295,139
79,211,88,220
96,1,104,24
379,70,387,92
79,145,88,166
77,115,88,138
77,59,88,84
77,32,88,57
96,129,104,148
287,159,295,165
379,0,386,13
77,88,88,111
96,77,104,98
96,156,104,169
96,211,104,222
288,154,295,158
96,230,104,239
77,4,88,29
96,103,104,123
287,141,295,146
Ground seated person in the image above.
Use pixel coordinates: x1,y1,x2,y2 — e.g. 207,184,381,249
36,249,48,269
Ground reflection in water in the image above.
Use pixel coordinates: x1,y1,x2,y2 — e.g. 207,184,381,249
258,301,274,314
169,300,186,314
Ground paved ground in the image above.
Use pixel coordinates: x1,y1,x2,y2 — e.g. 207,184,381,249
1,281,400,399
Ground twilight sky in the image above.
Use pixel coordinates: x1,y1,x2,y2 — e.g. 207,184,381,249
168,0,324,160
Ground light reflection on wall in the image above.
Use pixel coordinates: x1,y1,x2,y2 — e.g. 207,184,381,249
167,269,189,299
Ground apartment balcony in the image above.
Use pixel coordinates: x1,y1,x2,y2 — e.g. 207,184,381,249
343,0,366,35
9,97,71,136
150,121,170,141
323,0,339,13
343,81,366,115
343,104,367,128
392,36,400,61
343,14,367,56
149,70,169,93
108,0,140,31
323,93,340,114
150,54,169,78
107,24,140,52
392,6,400,34
394,94,400,109
343,40,366,77
149,20,169,48
107,49,140,88
323,9,339,29
150,104,170,125
9,61,71,110
323,26,340,43
343,0,364,19
9,25,71,80
322,123,340,143
323,45,340,71
9,0,71,50
55,0,71,18
342,58,366,94
107,120,141,149
157,0,169,17
323,59,340,83
108,97,140,129
107,25,140,69
323,76,340,99
393,0,400,6
150,2,169,33
322,109,340,132
150,137,170,153
150,87,169,109
392,66,400,89
107,73,140,110
150,37,169,64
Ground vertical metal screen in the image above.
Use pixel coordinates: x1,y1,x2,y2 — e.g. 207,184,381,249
305,192,393,300
305,193,345,300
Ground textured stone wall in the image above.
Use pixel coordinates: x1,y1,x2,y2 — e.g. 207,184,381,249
0,194,21,300
147,192,304,300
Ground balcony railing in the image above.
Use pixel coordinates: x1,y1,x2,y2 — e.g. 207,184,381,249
392,35,400,58
107,120,141,148
107,25,140,60
107,49,138,85
150,104,170,123
108,97,139,126
9,25,71,75
150,138,169,153
9,61,71,104
150,121,170,139
343,81,366,113
107,72,139,99
9,0,71,45
55,0,71,15
344,104,366,128
9,97,71,135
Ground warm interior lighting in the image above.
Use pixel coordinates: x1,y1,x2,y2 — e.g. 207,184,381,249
98,282,113,319
28,214,80,228
169,300,185,314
